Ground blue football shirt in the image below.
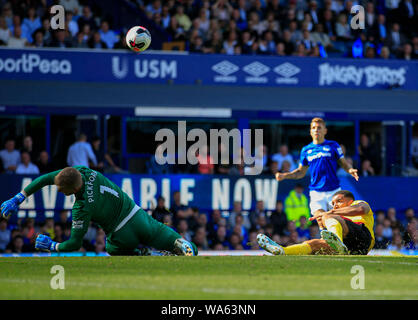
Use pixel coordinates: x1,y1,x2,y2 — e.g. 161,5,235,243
300,140,344,192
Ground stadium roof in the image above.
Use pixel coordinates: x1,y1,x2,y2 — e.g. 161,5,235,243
2,80,418,119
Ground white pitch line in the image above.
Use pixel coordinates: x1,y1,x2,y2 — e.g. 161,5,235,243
0,278,417,299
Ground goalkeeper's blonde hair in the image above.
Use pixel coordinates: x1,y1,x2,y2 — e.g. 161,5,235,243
54,167,82,189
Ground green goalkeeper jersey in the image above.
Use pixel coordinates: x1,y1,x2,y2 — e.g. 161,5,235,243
24,166,137,251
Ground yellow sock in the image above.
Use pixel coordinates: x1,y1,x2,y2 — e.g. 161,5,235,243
283,242,312,255
324,218,343,242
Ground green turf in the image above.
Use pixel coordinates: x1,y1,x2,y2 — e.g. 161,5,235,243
0,255,417,299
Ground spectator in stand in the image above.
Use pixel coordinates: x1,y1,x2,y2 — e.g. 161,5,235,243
22,7,41,42
403,208,416,227
222,30,238,54
275,42,286,56
387,233,404,251
90,136,122,173
34,17,52,46
379,46,392,59
146,0,162,16
175,4,192,32
99,20,119,49
249,200,266,229
170,191,191,226
296,215,310,240
228,232,243,250
193,226,209,250
0,16,10,45
44,218,55,240
403,218,417,250
160,5,171,29
0,218,10,252
16,151,40,175
253,212,269,232
309,223,320,239
270,200,288,236
5,235,26,253
385,23,407,55
7,25,28,48
65,11,79,37
382,218,393,240
77,6,97,31
57,210,71,229
31,29,45,47
88,31,107,49
20,136,36,161
372,14,387,44
373,223,389,249
152,196,172,223
375,210,386,225
67,133,97,168
247,230,260,250
399,42,414,60
9,14,30,42
284,184,310,226
233,215,249,243
37,150,54,174
228,201,251,230
311,23,333,51
365,2,377,30
50,30,72,48
207,209,223,242
1,2,13,28
212,224,228,248
176,219,192,242
94,229,106,253
335,13,352,42
270,160,279,174
360,159,375,177
358,133,380,175
0,138,20,173
272,145,296,172
53,224,64,243
166,16,186,41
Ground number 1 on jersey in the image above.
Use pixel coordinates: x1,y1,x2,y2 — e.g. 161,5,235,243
100,185,119,198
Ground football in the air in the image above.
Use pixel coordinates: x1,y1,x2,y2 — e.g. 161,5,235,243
126,26,151,52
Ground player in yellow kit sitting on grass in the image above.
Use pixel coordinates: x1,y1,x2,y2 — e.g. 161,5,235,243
258,190,375,255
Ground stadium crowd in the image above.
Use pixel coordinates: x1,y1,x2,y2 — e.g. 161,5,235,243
0,0,417,59
0,186,416,253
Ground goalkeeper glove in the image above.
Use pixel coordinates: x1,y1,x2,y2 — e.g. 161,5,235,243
35,234,59,251
1,192,26,218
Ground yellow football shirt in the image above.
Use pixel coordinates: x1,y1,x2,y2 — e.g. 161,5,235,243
342,200,375,251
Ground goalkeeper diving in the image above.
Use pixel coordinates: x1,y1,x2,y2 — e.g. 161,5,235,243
1,166,198,256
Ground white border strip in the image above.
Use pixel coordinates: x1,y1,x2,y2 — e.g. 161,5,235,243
135,107,232,118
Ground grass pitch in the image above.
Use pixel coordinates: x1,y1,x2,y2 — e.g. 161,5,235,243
0,255,417,300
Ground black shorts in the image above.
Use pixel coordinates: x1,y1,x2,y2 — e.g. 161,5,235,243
342,218,372,255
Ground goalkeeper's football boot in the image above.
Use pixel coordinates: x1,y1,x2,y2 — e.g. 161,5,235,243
320,230,349,255
257,233,285,255
173,238,198,256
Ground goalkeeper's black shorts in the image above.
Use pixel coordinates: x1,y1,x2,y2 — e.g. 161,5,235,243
342,218,372,255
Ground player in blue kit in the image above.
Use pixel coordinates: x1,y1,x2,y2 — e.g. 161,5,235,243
273,117,359,230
